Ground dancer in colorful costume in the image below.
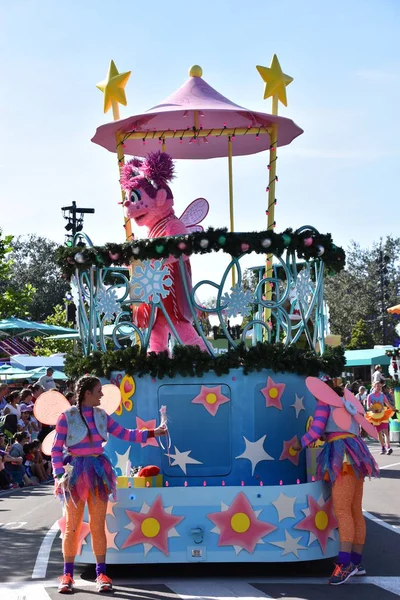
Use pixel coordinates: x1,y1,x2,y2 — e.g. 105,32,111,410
365,381,394,455
46,376,167,594
122,151,208,353
292,377,379,586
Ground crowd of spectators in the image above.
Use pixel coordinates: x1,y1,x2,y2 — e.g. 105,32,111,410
0,374,76,491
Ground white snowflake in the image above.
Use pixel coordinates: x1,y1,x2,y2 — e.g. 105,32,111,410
95,287,122,321
295,268,314,311
70,275,81,307
222,283,254,318
131,259,172,304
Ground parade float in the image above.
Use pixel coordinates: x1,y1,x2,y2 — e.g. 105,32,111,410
54,57,347,564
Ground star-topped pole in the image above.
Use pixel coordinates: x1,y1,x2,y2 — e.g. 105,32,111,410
97,60,133,241
256,54,293,327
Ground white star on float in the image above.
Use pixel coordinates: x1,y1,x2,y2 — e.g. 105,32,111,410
270,530,306,558
106,500,118,517
272,493,297,522
235,435,274,475
168,446,202,475
291,394,305,418
115,447,131,476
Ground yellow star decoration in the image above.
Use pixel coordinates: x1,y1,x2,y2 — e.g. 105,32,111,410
256,54,293,108
96,60,131,114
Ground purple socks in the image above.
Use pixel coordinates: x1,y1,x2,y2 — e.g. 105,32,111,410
337,551,351,566
96,562,106,577
63,562,74,577
351,551,362,565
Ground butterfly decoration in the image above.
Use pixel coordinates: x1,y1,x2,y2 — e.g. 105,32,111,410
305,377,378,440
33,384,122,455
178,197,209,233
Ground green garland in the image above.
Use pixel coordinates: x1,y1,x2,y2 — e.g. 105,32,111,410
64,343,345,381
55,227,345,278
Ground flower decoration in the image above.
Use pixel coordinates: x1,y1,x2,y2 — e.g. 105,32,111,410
294,494,337,554
261,376,286,410
207,492,276,554
191,385,230,417
279,435,300,466
131,259,172,304
122,495,184,555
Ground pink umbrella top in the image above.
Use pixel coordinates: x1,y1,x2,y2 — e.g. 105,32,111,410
91,67,303,159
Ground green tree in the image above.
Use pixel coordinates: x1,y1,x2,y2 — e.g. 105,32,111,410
347,319,375,350
8,235,69,321
34,304,75,356
325,236,400,346
0,230,35,318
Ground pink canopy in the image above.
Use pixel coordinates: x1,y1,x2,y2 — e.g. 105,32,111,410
91,71,303,159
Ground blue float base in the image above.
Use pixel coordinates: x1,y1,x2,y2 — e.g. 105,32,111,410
76,481,338,564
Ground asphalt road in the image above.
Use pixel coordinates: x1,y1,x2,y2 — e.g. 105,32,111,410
0,442,399,600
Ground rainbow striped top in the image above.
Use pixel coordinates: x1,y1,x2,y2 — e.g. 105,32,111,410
51,406,151,475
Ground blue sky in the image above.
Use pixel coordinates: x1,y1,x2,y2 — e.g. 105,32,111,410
1,0,399,290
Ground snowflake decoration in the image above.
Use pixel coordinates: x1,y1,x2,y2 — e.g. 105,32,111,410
95,287,122,322
222,283,253,318
132,260,172,304
295,268,314,312
70,275,82,307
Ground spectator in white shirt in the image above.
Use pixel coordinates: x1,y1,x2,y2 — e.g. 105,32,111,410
37,368,56,391
372,365,386,386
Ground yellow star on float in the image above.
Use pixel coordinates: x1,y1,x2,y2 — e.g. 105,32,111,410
96,59,131,113
256,54,293,107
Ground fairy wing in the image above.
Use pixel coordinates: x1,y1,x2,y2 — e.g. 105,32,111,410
343,389,379,440
305,377,343,407
179,197,209,233
100,384,122,415
41,429,56,456
33,390,71,426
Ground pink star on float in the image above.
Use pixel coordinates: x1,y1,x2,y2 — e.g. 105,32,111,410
136,416,158,447
294,495,337,554
261,377,285,410
279,435,300,466
58,515,90,556
191,385,230,417
207,492,276,554
105,520,118,550
122,495,184,555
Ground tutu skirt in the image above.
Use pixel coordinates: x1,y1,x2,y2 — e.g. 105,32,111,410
317,436,379,483
58,453,117,504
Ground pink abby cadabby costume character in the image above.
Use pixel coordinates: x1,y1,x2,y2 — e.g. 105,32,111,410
122,151,208,353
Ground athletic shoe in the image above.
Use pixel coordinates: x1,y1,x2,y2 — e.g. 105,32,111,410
380,448,386,455
58,573,74,594
96,573,113,593
353,562,366,575
329,563,357,585
387,448,393,455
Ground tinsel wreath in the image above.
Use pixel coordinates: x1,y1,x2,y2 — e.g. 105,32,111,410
64,342,345,381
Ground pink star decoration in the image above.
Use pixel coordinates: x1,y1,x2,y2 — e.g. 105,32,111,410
122,494,184,555
261,377,286,410
105,519,119,550
136,416,158,447
58,515,90,556
294,495,337,554
279,435,300,466
207,492,276,554
191,385,230,417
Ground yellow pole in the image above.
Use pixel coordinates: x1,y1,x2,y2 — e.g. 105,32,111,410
264,98,278,327
112,100,133,242
228,135,236,287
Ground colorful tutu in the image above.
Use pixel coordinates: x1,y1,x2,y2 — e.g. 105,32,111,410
365,406,394,427
58,453,117,504
317,436,379,483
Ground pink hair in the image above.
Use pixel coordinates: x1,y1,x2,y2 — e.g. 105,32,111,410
120,151,175,199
